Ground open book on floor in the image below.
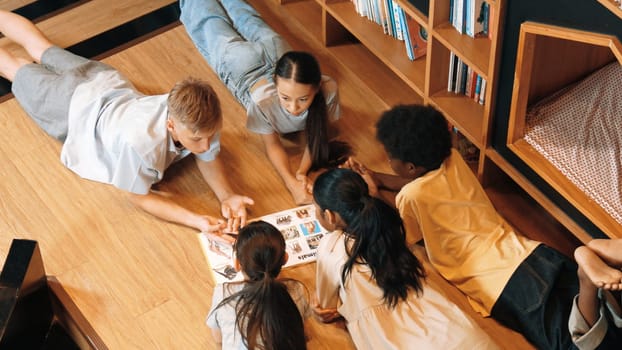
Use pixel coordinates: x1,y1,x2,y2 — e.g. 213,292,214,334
197,204,328,284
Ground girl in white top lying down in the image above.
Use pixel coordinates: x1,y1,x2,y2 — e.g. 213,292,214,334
311,168,500,350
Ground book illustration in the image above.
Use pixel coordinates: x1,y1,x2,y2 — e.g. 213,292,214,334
402,12,427,61
198,205,329,284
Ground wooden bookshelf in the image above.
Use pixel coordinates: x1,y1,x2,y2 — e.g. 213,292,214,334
322,1,427,96
314,0,505,180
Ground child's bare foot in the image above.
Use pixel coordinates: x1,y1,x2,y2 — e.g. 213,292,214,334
587,238,622,267
575,245,622,290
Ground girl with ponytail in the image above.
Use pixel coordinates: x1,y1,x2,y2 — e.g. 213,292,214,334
181,0,350,205
207,221,309,350
312,168,500,350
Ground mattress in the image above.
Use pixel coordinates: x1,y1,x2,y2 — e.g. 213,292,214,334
524,61,622,225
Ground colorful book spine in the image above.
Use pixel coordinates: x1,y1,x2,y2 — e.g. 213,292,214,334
465,66,473,97
466,0,486,37
401,8,414,60
404,13,427,61
478,78,487,104
392,1,404,40
473,75,482,102
454,57,464,94
448,52,457,92
459,61,468,94
452,0,464,34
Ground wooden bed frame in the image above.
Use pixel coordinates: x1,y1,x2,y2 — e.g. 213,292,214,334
506,21,622,241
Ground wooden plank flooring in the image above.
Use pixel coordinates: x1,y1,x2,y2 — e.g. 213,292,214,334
0,0,581,348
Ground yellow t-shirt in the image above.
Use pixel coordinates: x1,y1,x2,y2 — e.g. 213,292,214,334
396,149,539,316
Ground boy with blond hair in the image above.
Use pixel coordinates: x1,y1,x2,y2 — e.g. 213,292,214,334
0,10,252,234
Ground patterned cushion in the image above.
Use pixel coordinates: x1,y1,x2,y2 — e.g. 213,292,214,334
524,61,622,225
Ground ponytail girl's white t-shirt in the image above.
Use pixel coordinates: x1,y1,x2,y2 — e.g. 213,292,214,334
206,280,310,349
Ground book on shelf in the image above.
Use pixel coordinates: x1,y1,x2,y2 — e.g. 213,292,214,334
380,0,391,35
466,0,487,38
478,78,487,105
386,0,396,37
449,0,454,24
465,66,474,97
473,74,482,102
459,61,468,94
452,0,465,34
198,205,328,284
450,0,491,38
392,0,404,40
402,11,427,60
448,51,458,92
454,58,466,94
481,1,490,37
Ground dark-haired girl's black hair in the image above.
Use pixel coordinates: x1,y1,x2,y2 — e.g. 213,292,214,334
274,51,351,171
210,221,307,350
312,169,426,307
376,104,452,171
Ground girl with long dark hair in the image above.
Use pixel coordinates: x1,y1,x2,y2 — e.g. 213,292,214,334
312,169,499,350
181,0,349,205
207,220,309,349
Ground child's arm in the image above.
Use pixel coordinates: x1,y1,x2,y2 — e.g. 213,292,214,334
295,146,312,181
207,285,225,346
343,157,411,192
195,156,254,231
261,132,312,205
369,171,412,191
210,329,222,345
126,191,227,233
314,236,343,323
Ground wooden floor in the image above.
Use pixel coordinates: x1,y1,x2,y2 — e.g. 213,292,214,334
0,0,582,348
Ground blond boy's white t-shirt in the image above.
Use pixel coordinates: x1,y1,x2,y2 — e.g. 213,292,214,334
61,69,220,194
396,149,539,316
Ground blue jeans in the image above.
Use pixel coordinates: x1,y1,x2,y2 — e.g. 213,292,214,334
180,0,291,108
491,244,579,350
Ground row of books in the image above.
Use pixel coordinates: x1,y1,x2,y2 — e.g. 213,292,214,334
351,0,427,61
447,52,487,105
450,0,493,38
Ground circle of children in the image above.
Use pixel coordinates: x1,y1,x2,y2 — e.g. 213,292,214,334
1,1,620,349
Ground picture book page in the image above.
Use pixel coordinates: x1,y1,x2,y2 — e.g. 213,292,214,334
198,205,328,284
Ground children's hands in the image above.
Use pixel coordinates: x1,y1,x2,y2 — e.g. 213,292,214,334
288,179,312,205
341,157,379,197
312,302,341,323
198,216,235,244
295,172,313,195
221,194,255,232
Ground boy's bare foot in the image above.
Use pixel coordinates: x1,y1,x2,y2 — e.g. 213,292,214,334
575,245,622,290
587,238,622,267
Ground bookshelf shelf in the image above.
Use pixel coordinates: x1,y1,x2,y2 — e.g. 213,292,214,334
433,22,490,78
429,91,485,147
312,0,505,180
396,0,428,27
324,1,427,95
